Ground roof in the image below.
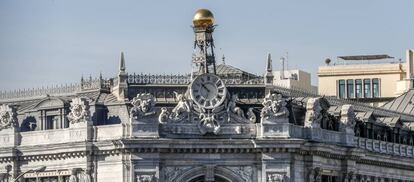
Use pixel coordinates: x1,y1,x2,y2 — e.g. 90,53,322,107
338,54,394,60
215,64,258,77
381,89,414,115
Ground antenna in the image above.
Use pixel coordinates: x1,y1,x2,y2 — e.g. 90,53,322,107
280,57,286,80
286,52,289,70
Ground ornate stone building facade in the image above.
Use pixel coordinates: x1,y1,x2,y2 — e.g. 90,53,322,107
1,9,414,182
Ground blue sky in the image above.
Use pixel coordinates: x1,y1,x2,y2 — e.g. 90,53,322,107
0,0,413,91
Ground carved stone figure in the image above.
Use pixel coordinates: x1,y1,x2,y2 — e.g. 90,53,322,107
82,168,92,182
171,92,190,120
340,104,356,134
246,108,256,123
267,173,285,182
198,113,220,134
0,104,17,130
260,93,289,122
130,93,156,119
136,174,155,182
158,107,170,123
69,168,79,182
67,98,91,124
227,94,244,118
304,98,323,128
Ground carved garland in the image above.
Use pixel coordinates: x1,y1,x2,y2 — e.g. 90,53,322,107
0,104,17,130
67,98,91,124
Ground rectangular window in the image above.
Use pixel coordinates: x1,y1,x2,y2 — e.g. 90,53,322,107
347,79,354,98
338,80,346,98
364,79,371,98
372,78,380,97
355,79,362,98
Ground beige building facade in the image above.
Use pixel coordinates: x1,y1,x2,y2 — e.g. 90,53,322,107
318,49,414,106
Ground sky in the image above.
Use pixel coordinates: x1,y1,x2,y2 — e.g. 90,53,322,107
0,0,413,91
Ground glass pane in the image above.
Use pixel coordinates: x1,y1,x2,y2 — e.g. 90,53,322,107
372,78,379,97
347,79,354,98
364,79,371,97
355,79,362,98
338,80,346,98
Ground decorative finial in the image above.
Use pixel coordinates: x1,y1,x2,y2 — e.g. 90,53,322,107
193,9,215,27
222,54,226,65
267,53,272,72
120,52,126,72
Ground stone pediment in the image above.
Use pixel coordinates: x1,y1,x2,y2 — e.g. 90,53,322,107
33,97,67,109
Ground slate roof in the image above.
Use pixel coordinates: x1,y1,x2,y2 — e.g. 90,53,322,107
215,64,259,78
381,89,414,115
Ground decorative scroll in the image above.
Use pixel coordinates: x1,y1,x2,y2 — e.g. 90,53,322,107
0,104,17,130
67,98,91,124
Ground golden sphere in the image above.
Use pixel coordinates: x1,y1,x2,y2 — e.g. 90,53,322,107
192,9,215,27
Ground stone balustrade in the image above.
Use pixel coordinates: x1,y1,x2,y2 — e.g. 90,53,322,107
356,137,414,158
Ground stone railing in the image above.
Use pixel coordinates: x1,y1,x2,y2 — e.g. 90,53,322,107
0,77,113,101
356,137,414,158
127,73,264,85
81,76,113,91
128,73,191,85
0,84,81,101
271,84,414,122
19,127,90,146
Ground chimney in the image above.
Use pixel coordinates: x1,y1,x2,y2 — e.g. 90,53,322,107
407,49,414,88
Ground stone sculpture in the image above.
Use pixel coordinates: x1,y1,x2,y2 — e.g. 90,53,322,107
260,93,289,122
340,104,356,134
246,108,256,123
130,93,156,119
171,92,190,120
0,104,16,130
227,94,244,118
304,98,323,128
67,98,91,124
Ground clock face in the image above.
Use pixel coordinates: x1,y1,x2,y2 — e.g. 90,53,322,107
190,73,227,109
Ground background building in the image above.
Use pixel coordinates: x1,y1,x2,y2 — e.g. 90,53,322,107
318,50,414,106
265,55,317,94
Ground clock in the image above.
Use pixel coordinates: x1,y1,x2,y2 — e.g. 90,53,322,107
190,73,227,109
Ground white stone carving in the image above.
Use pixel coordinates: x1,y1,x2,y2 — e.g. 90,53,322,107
340,104,356,134
0,104,17,130
136,174,155,182
304,98,323,128
198,112,220,134
225,166,253,182
158,107,169,123
260,93,289,122
130,93,156,119
171,92,191,120
68,98,91,124
246,108,256,123
227,94,244,118
267,173,285,182
164,166,192,181
69,168,79,182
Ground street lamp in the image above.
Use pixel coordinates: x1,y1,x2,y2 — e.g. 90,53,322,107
13,166,46,182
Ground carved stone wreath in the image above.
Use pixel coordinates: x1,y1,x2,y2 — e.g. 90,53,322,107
0,104,17,130
67,98,91,124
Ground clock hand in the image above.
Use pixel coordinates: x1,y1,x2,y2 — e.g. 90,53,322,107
201,84,210,93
